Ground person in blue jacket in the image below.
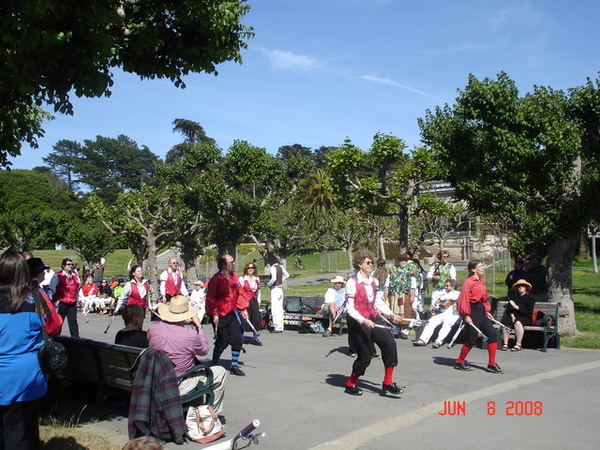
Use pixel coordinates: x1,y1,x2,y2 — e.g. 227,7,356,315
0,251,48,449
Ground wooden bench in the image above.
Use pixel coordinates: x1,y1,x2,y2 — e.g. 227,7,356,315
55,336,214,405
492,301,562,352
281,296,349,334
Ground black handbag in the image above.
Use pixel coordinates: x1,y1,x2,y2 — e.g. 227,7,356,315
32,281,68,375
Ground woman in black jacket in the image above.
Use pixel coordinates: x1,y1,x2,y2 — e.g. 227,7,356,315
501,279,535,351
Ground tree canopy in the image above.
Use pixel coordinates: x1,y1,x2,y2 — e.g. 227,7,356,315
0,0,253,164
419,71,600,333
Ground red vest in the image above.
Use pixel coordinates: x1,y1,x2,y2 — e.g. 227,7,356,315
54,272,80,304
163,270,183,296
128,280,149,308
352,276,377,319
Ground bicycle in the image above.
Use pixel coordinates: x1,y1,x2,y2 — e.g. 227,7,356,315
205,419,265,450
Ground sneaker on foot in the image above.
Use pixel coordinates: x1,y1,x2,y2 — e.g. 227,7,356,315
323,328,332,337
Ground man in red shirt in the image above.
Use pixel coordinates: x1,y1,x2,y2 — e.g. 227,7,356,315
206,254,248,376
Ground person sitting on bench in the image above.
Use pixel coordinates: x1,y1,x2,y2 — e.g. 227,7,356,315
322,276,347,337
413,279,460,348
148,296,228,420
115,304,148,348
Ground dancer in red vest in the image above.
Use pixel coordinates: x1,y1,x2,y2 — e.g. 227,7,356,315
344,249,404,396
159,258,188,303
52,258,81,337
115,265,150,313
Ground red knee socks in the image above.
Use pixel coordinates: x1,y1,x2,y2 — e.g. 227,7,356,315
346,373,360,387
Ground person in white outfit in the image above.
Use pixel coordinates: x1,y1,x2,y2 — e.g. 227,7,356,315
413,279,460,348
189,280,206,323
267,255,289,333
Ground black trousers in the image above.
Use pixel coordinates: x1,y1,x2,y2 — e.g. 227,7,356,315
463,302,498,346
348,315,398,376
244,297,262,332
0,399,41,450
57,301,79,338
215,312,243,351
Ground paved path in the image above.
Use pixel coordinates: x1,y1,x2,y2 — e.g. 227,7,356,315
58,308,600,450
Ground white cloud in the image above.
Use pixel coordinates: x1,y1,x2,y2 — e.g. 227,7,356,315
361,75,443,101
259,48,320,72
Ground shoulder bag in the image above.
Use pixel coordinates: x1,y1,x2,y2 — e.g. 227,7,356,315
32,281,68,375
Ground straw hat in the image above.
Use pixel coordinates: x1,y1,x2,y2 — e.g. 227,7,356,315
512,279,532,292
330,276,346,284
157,295,199,322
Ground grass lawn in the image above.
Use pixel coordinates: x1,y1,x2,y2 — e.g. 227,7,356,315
33,248,135,278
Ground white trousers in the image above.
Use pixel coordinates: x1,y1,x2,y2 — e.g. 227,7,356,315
270,287,284,332
419,312,460,344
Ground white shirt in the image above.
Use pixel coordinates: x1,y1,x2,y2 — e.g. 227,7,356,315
345,273,392,324
267,263,289,288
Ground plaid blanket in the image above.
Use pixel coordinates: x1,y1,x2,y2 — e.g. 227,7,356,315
128,348,186,443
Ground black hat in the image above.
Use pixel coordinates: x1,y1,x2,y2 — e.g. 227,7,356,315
27,258,50,276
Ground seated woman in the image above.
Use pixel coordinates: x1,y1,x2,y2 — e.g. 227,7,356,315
501,279,535,351
80,276,100,314
97,278,114,314
115,304,148,348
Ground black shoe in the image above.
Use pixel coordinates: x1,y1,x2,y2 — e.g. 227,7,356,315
454,361,473,371
251,340,263,346
371,353,381,359
399,333,408,340
344,385,362,396
218,415,226,425
270,330,283,334
230,366,245,376
486,363,504,374
381,382,403,395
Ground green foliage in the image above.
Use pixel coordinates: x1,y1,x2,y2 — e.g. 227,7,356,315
0,169,78,250
42,135,159,201
1,0,253,163
419,71,600,254
62,221,119,265
326,134,449,249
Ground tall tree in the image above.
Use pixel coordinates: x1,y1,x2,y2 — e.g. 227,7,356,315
42,139,84,192
85,185,185,295
165,119,217,164
0,0,253,164
327,134,444,252
419,72,600,334
77,135,159,202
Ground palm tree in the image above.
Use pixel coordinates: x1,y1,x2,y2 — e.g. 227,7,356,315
301,168,335,229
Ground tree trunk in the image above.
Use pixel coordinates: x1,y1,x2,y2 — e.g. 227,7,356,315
346,244,354,278
378,235,386,260
146,234,159,303
546,233,580,335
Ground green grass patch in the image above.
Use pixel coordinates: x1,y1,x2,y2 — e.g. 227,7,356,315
32,249,136,278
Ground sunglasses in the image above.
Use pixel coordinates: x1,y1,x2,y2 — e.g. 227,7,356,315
364,261,374,265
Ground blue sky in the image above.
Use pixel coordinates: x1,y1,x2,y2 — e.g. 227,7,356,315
9,0,600,169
